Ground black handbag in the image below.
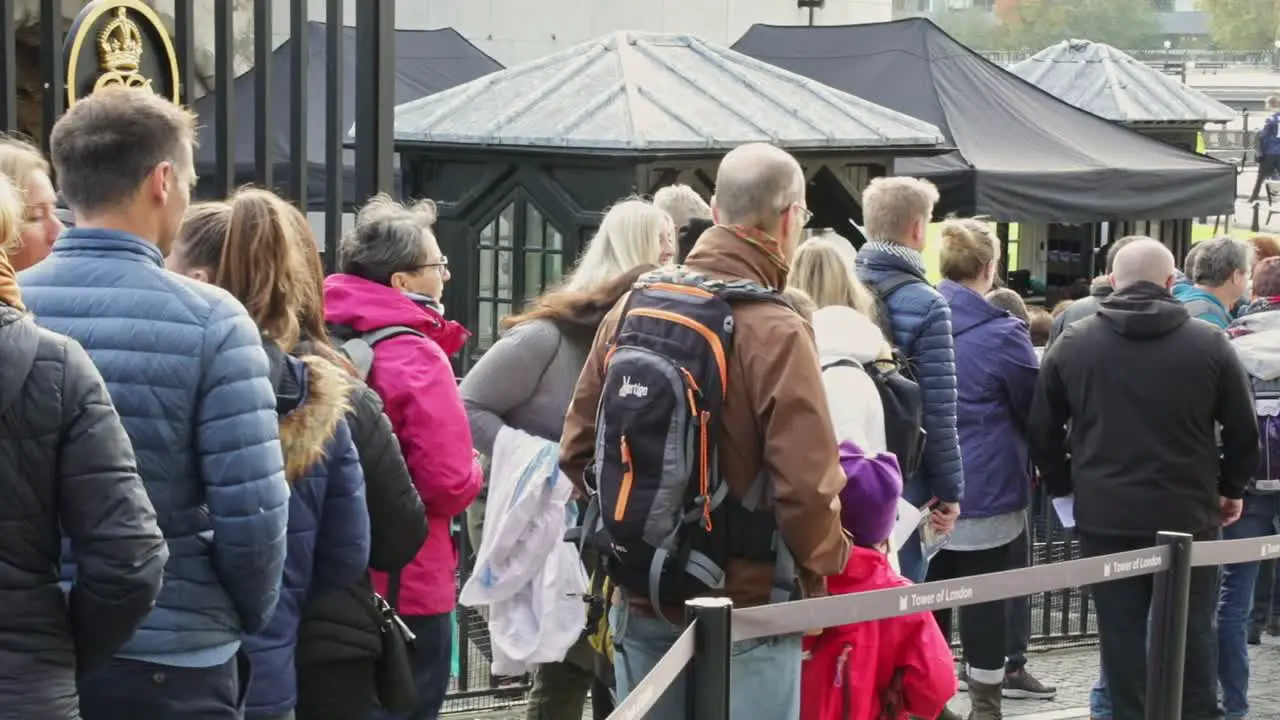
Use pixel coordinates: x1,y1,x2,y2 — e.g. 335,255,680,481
373,573,418,712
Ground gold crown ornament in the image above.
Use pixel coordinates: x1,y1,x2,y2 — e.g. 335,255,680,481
98,7,144,73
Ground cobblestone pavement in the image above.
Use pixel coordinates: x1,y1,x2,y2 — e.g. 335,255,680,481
447,634,1280,719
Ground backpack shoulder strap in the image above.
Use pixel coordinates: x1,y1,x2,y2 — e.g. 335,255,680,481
341,325,426,381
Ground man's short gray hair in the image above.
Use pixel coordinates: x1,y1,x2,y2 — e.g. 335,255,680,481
861,176,939,244
713,143,804,227
653,184,712,228
1193,236,1252,287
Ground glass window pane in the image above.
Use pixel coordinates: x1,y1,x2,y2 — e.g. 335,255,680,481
498,203,515,248
497,302,512,329
526,205,544,248
478,302,495,350
525,250,544,297
547,223,563,250
546,252,563,287
478,247,494,296
498,250,513,298
479,218,495,248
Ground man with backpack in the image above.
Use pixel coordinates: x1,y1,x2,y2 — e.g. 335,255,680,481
560,143,850,720
1251,95,1280,203
854,177,964,583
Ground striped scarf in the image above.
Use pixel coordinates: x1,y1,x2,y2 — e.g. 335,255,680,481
861,240,928,277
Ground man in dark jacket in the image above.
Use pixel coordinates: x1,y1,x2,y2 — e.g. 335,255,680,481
1250,95,1280,202
0,271,167,720
20,88,290,718
854,176,962,582
1029,238,1259,720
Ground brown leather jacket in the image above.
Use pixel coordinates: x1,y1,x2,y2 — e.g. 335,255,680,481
559,226,850,610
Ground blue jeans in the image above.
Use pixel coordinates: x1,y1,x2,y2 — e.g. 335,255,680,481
610,604,802,719
1091,661,1111,719
1218,494,1280,718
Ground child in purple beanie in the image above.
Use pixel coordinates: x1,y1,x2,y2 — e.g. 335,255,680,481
801,440,956,720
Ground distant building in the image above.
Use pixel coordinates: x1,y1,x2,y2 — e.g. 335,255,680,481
274,0,894,67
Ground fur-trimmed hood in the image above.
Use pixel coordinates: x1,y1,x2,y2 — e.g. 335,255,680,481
267,346,353,484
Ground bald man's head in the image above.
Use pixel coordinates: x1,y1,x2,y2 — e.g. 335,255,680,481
712,143,804,230
1110,237,1176,291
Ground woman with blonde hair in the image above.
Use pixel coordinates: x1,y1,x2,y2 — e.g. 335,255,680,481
168,188,372,720
932,218,1042,720
0,136,63,270
788,236,891,453
459,196,675,720
563,199,674,291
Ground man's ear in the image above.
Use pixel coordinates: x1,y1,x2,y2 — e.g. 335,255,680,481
710,196,720,225
150,161,173,204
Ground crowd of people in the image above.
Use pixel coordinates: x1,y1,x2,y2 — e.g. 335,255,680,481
3,83,1280,720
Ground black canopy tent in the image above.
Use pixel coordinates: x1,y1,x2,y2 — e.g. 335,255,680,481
733,18,1236,223
193,23,502,206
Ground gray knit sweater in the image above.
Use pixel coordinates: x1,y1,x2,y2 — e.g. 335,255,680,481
459,318,590,457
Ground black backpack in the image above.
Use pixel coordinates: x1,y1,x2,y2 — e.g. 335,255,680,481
575,267,797,614
821,358,926,482
867,271,926,381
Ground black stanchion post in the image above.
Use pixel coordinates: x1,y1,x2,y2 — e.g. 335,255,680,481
1145,531,1193,720
686,597,732,720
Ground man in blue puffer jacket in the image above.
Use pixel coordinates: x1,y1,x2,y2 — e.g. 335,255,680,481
855,176,964,583
19,88,290,720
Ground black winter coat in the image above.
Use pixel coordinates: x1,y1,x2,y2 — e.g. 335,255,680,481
296,345,426,716
1029,282,1260,537
0,303,168,719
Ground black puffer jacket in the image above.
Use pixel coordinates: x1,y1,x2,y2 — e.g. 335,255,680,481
296,342,426,716
0,303,168,719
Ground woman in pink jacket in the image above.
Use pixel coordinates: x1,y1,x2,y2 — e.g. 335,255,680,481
323,195,482,720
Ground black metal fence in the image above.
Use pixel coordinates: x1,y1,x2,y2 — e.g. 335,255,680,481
2,0,397,269
979,48,1280,68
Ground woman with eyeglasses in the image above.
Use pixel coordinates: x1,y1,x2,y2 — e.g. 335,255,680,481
0,136,63,271
324,194,483,720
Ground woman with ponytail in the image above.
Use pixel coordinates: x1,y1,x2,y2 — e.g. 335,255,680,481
285,205,429,720
167,188,372,720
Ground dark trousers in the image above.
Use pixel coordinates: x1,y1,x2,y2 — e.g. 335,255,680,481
373,613,452,720
1006,514,1032,672
927,540,1016,674
1079,531,1221,720
1254,558,1278,627
1251,155,1280,201
296,658,377,720
79,652,250,720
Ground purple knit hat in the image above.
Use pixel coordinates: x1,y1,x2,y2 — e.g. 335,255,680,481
838,440,905,546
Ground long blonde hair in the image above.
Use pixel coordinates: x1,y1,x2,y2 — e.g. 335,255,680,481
788,237,879,323
563,198,672,292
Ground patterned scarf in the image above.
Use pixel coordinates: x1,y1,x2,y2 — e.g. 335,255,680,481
718,224,789,276
0,251,23,311
861,240,928,277
1228,296,1280,339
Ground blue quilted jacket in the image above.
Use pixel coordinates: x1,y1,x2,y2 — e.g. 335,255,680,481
244,350,370,717
855,245,964,503
19,229,290,664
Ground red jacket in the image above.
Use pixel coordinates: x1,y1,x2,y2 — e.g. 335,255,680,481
324,273,483,616
801,547,956,720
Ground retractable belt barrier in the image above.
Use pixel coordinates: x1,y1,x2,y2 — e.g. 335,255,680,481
603,531,1280,720
733,545,1170,642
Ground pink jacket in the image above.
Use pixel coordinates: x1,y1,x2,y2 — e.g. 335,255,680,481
801,547,956,720
324,273,482,616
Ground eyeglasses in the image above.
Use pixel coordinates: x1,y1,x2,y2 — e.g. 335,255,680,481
417,256,449,272
790,204,813,226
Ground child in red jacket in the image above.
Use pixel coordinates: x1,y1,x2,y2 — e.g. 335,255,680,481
802,441,957,720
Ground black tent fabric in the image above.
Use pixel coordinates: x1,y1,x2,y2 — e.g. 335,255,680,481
193,23,502,206
733,19,1236,223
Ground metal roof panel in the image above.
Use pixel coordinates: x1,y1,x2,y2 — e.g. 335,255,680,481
386,31,946,151
1009,39,1236,124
